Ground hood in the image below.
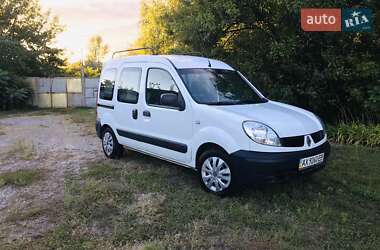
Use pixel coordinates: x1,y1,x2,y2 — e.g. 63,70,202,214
214,101,322,137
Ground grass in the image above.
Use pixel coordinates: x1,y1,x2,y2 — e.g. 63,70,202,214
0,107,96,134
66,108,96,135
6,206,51,222
66,108,96,124
0,107,90,119
6,145,379,250
6,139,36,160
0,107,51,119
1,108,379,249
0,169,43,188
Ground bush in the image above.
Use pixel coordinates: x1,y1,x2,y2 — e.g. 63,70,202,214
136,0,380,123
0,69,32,110
328,123,380,147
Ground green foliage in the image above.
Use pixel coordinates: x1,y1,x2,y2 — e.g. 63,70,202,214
0,0,64,76
85,35,109,69
137,0,380,123
328,123,380,147
0,69,32,110
62,61,101,78
62,35,108,78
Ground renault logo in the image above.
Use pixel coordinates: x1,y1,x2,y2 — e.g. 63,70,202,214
306,136,312,147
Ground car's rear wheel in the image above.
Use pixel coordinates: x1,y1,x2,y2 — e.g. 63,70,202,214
198,149,236,196
102,128,123,159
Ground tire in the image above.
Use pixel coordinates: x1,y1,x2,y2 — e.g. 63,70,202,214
101,127,124,159
197,149,237,196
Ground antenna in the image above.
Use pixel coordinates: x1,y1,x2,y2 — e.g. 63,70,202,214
175,51,212,67
112,47,154,59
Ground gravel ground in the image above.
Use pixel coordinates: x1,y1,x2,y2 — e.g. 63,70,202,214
0,113,103,243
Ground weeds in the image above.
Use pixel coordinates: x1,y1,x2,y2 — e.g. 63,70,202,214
67,108,96,135
6,206,49,222
0,169,42,187
7,140,36,160
328,123,380,147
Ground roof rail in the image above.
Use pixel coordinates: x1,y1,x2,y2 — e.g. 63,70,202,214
112,48,154,59
178,51,204,57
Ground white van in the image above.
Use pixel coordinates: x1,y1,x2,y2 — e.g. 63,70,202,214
96,53,330,195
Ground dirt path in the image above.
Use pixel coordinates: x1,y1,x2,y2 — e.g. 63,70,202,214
0,113,103,243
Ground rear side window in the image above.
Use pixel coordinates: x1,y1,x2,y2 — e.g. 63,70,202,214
117,68,142,104
146,68,179,106
99,69,116,100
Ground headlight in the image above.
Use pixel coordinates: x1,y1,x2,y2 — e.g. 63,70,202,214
243,121,281,146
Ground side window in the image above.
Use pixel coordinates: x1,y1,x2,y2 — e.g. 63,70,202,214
146,68,179,107
117,68,142,104
99,69,116,100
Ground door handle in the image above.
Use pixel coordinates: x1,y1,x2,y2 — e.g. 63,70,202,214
132,109,138,120
143,110,151,117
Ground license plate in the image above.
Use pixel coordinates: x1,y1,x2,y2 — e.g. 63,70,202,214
299,153,324,170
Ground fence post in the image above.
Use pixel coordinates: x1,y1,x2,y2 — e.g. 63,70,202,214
81,60,85,107
66,78,69,108
82,78,86,107
50,78,53,109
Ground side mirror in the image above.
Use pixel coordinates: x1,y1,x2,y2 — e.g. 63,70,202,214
160,93,185,111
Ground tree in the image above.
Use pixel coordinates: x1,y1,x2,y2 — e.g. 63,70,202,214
136,0,380,123
86,35,109,69
0,69,32,110
62,61,101,78
62,36,108,78
0,0,64,76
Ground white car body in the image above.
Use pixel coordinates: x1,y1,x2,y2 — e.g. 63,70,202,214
96,55,330,194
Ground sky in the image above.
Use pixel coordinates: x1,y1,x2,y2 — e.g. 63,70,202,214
40,0,141,62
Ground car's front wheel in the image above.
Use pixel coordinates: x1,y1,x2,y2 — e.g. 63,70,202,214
198,149,236,196
102,128,123,159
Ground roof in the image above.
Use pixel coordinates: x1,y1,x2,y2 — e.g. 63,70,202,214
103,55,234,70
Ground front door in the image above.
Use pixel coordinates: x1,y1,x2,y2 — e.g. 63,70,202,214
137,63,193,164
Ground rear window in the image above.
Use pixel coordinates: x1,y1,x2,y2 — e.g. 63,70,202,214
99,69,117,100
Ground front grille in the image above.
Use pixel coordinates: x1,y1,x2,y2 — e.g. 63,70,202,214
280,130,325,147
311,130,324,143
280,136,304,147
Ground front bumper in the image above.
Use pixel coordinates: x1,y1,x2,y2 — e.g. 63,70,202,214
230,141,331,184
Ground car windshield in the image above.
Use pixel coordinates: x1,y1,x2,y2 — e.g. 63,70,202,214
178,68,267,105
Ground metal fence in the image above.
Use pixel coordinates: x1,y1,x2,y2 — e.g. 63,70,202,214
26,77,99,108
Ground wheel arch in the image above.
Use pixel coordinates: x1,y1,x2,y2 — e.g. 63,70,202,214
196,143,228,169
100,124,114,136
191,126,248,168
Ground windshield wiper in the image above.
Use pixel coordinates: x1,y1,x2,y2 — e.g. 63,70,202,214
239,98,269,104
205,100,264,105
204,101,236,105
235,100,260,104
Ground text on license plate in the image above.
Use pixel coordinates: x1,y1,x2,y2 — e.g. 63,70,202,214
299,153,324,170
